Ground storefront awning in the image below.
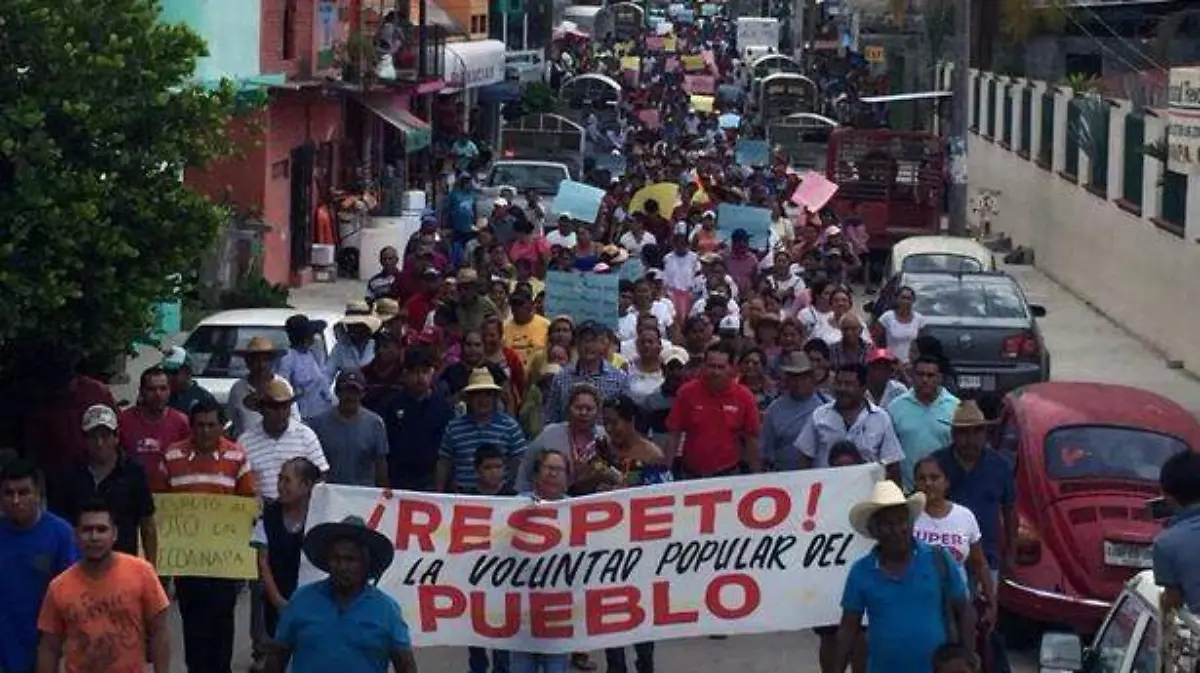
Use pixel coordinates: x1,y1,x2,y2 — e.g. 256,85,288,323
356,94,432,153
442,40,507,92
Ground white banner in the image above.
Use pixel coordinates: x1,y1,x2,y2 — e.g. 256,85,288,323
1168,66,1200,174
301,465,882,653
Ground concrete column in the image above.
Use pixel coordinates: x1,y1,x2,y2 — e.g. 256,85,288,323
1107,102,1129,202
1143,114,1165,223
968,68,977,130
1030,79,1046,162
1013,78,1026,151
1052,85,1070,174
1186,174,1200,241
980,73,991,134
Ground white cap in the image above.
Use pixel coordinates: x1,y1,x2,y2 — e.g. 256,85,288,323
718,315,742,332
82,404,118,432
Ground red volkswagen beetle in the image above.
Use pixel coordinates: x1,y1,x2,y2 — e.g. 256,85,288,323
992,382,1200,635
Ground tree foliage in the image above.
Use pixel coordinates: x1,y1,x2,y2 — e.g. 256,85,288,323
0,0,239,377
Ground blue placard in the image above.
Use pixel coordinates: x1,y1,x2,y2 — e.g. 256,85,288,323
716,203,772,249
618,258,646,280
551,180,606,224
675,8,695,23
545,271,621,330
718,112,742,129
735,139,770,167
701,3,719,15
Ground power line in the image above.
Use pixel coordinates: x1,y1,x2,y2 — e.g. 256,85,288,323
1067,1,1167,71
1051,0,1163,76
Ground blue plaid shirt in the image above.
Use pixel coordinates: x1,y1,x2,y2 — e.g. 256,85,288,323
543,360,629,424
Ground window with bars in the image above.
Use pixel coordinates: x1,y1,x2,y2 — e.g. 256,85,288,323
1064,102,1080,178
1121,113,1144,209
1161,170,1188,232
985,79,997,138
1002,85,1014,146
1088,106,1110,192
1019,87,1033,156
972,77,981,130
1038,92,1054,167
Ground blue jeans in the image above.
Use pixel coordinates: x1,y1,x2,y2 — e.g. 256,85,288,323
509,652,570,673
468,647,511,673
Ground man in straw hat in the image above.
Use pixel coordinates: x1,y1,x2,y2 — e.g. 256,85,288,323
436,368,527,493
265,516,416,673
326,310,382,381
835,480,975,673
227,336,296,439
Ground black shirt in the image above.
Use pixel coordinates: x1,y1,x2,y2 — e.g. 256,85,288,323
50,456,155,555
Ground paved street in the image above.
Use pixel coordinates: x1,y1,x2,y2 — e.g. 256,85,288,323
136,263,1200,672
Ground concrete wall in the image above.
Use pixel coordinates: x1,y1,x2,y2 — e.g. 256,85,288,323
964,67,1200,371
161,0,264,82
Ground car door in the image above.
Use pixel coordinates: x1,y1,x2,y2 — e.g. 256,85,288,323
1089,594,1152,673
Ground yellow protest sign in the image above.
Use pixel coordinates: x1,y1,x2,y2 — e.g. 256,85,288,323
690,95,715,113
616,41,635,55
630,182,681,214
681,55,705,72
155,493,258,579
663,37,678,53
621,56,641,72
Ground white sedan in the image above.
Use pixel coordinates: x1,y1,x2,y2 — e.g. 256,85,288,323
179,308,341,404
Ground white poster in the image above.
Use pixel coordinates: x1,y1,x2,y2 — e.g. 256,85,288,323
736,18,780,51
1168,66,1200,174
301,466,882,653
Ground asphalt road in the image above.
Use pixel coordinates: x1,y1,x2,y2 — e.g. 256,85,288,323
133,263,1200,672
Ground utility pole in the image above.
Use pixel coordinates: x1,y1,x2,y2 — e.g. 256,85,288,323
946,0,970,236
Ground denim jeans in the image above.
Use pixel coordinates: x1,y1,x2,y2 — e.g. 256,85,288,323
509,652,569,673
605,642,655,673
468,647,511,673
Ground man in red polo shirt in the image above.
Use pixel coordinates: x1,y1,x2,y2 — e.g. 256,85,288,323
664,342,761,479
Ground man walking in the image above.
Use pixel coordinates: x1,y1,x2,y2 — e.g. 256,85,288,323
35,499,170,673
163,398,258,673
307,372,388,487
383,348,455,491
889,355,959,490
795,364,904,483
162,347,218,415
0,460,79,673
119,366,191,492
239,380,329,502
760,353,831,471
665,343,762,478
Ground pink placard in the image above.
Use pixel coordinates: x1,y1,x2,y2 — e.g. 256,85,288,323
683,75,716,94
645,36,665,51
636,109,661,128
623,68,639,85
790,171,840,211
665,57,681,72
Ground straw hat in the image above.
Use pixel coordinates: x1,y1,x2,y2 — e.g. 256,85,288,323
339,313,382,333
601,245,629,264
374,298,401,319
951,400,990,428
462,368,502,394
235,336,283,356
345,300,372,315
848,481,926,539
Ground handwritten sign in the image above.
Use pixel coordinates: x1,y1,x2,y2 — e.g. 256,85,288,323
684,75,716,94
717,203,773,249
155,493,257,579
735,139,770,166
301,466,881,651
790,171,840,211
552,180,607,224
682,55,706,72
543,271,621,329
690,95,715,113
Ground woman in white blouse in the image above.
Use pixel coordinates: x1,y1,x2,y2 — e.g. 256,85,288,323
874,285,926,362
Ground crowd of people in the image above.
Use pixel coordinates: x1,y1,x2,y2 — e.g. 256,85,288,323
0,9,1031,673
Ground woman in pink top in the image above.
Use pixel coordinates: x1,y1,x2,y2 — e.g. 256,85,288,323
506,220,550,276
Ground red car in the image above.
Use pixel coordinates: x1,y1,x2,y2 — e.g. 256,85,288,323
992,382,1200,635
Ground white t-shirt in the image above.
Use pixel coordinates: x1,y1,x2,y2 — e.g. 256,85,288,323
546,229,577,249
913,504,981,583
663,251,700,291
619,230,657,257
618,302,674,341
799,307,838,343
878,310,927,361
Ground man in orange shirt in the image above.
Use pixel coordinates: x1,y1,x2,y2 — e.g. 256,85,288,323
162,397,257,673
36,498,170,673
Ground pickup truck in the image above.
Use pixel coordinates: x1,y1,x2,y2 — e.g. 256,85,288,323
474,159,572,224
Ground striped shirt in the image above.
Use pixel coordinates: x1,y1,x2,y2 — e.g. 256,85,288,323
439,412,527,491
544,360,629,424
238,422,329,500
162,437,258,496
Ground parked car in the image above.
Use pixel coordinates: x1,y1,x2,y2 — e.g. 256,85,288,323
884,235,997,280
180,309,341,404
993,382,1200,636
1037,569,1193,672
867,270,1049,403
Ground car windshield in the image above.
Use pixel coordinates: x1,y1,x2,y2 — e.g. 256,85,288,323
1045,425,1190,482
181,325,290,379
901,253,985,274
488,164,567,194
907,277,1028,319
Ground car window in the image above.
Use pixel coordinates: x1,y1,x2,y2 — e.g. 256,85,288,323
907,277,1029,319
1094,596,1145,673
1129,615,1159,673
488,164,567,194
182,325,290,379
901,253,985,274
1045,426,1190,482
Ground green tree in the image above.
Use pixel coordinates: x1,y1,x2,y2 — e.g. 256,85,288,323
0,0,239,380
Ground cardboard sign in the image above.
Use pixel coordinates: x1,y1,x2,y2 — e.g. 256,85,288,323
690,95,715,113
790,171,840,211
552,180,607,224
635,108,662,129
645,36,665,51
717,203,773,249
662,37,678,52
543,271,622,330
735,139,770,166
620,56,641,72
681,55,706,72
301,466,881,651
684,75,716,94
155,494,258,579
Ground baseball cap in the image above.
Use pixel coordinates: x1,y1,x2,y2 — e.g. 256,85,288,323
336,371,368,391
778,352,814,375
718,315,741,332
664,348,690,368
161,346,190,372
868,348,899,365
82,405,118,432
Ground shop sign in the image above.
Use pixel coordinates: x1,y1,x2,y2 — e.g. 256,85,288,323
1168,66,1200,174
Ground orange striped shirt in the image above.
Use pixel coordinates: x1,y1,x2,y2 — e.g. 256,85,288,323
162,437,257,496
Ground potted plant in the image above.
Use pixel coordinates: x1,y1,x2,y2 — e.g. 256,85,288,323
335,31,378,83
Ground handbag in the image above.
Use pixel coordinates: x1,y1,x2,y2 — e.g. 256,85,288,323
933,546,961,645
